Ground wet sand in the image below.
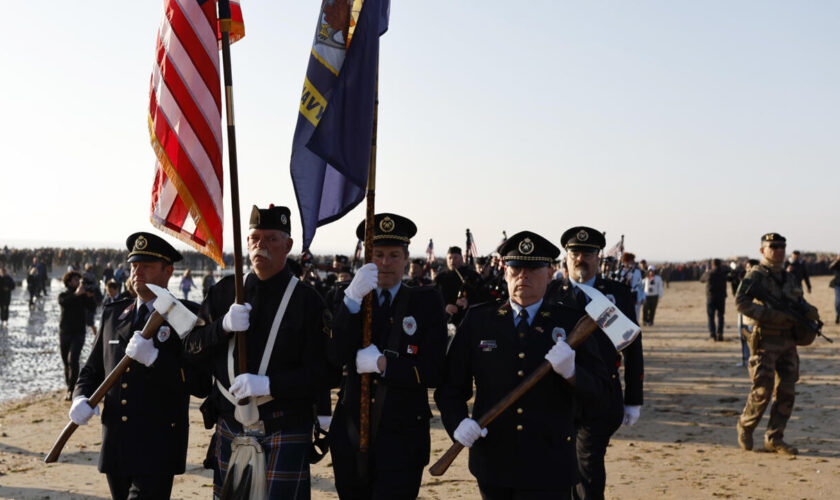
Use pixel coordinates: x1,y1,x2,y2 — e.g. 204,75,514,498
1,277,839,499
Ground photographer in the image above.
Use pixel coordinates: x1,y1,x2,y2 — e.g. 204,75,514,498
58,270,96,400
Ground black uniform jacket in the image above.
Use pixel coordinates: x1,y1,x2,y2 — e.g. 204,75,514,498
74,297,204,475
547,276,645,410
328,284,447,470
434,299,609,490
182,268,328,429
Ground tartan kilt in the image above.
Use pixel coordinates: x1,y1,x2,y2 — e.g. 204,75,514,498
214,418,312,499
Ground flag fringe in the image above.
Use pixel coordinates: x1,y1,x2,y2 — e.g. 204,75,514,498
148,115,225,267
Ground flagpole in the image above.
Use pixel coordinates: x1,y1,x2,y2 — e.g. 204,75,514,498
359,67,379,456
218,0,249,401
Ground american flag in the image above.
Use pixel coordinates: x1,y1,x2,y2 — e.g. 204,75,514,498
426,238,435,264
465,229,478,265
606,236,624,259
148,0,244,266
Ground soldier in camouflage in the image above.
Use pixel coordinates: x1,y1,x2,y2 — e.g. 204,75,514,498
735,232,819,455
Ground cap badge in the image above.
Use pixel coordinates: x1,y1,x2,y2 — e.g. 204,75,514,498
552,327,567,343
402,316,417,336
518,238,534,255
379,216,395,233
280,214,288,225
765,233,775,241
134,235,148,250
577,230,589,242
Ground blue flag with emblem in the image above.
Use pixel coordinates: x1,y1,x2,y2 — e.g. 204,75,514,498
290,0,390,250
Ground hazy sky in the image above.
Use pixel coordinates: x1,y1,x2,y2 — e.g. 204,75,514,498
2,1,837,262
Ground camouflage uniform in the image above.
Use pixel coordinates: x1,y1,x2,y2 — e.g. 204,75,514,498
735,258,812,445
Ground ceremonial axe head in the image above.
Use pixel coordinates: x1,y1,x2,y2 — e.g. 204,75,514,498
146,283,199,338
575,283,641,352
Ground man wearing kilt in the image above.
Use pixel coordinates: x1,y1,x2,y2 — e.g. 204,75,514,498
183,204,330,498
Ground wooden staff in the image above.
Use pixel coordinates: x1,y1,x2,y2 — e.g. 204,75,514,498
218,0,249,403
359,69,379,455
428,315,598,476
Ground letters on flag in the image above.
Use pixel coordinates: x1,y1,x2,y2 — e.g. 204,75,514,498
290,0,390,250
148,0,244,266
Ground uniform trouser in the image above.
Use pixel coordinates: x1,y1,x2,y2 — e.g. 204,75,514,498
479,481,571,500
105,472,174,500
833,287,840,318
0,300,9,321
706,298,725,337
642,295,659,324
59,332,85,391
739,333,799,440
332,451,423,500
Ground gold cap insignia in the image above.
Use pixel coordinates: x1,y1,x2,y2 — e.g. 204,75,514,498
518,238,534,255
134,236,148,250
379,216,395,233
577,230,589,242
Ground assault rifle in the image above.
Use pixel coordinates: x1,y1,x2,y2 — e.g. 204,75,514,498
740,278,832,343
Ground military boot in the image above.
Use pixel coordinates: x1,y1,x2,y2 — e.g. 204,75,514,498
765,437,798,455
737,422,753,451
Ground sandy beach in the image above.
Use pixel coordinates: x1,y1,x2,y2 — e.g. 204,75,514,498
1,277,839,499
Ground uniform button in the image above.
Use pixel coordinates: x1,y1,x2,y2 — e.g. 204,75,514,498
566,436,572,442
373,379,378,385
371,398,375,403
121,416,128,422
171,422,176,428
121,383,127,389
416,415,422,421
126,367,131,373
519,333,525,338
517,370,524,377
611,374,617,379
516,425,523,431
516,408,523,415
518,352,525,359
121,399,127,406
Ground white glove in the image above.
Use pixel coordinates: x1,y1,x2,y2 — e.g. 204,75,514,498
222,303,252,332
69,396,100,426
545,341,576,379
356,344,383,374
125,331,159,367
453,418,487,448
229,373,271,399
623,405,641,426
344,263,378,303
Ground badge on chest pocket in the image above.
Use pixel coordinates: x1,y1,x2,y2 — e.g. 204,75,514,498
402,316,417,336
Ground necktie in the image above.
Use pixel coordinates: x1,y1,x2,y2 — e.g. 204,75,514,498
517,309,530,338
380,289,392,310
134,304,149,330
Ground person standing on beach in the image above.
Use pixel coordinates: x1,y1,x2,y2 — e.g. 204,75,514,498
183,205,329,499
71,232,202,499
641,267,664,326
829,255,840,324
328,213,448,499
700,259,728,341
58,271,97,400
436,231,609,499
547,226,644,500
179,268,194,301
736,233,819,455
0,266,15,327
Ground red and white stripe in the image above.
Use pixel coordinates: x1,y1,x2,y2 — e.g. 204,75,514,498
149,0,234,265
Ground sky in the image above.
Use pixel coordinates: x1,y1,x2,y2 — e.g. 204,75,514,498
1,1,838,262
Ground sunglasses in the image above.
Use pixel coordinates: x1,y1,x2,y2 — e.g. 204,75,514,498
767,243,786,250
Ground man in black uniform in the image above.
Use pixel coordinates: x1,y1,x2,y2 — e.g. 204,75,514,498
700,259,729,341
405,258,431,287
58,270,97,400
434,246,487,325
328,213,448,499
435,231,609,499
183,205,329,499
785,250,812,294
71,232,201,500
546,226,644,500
